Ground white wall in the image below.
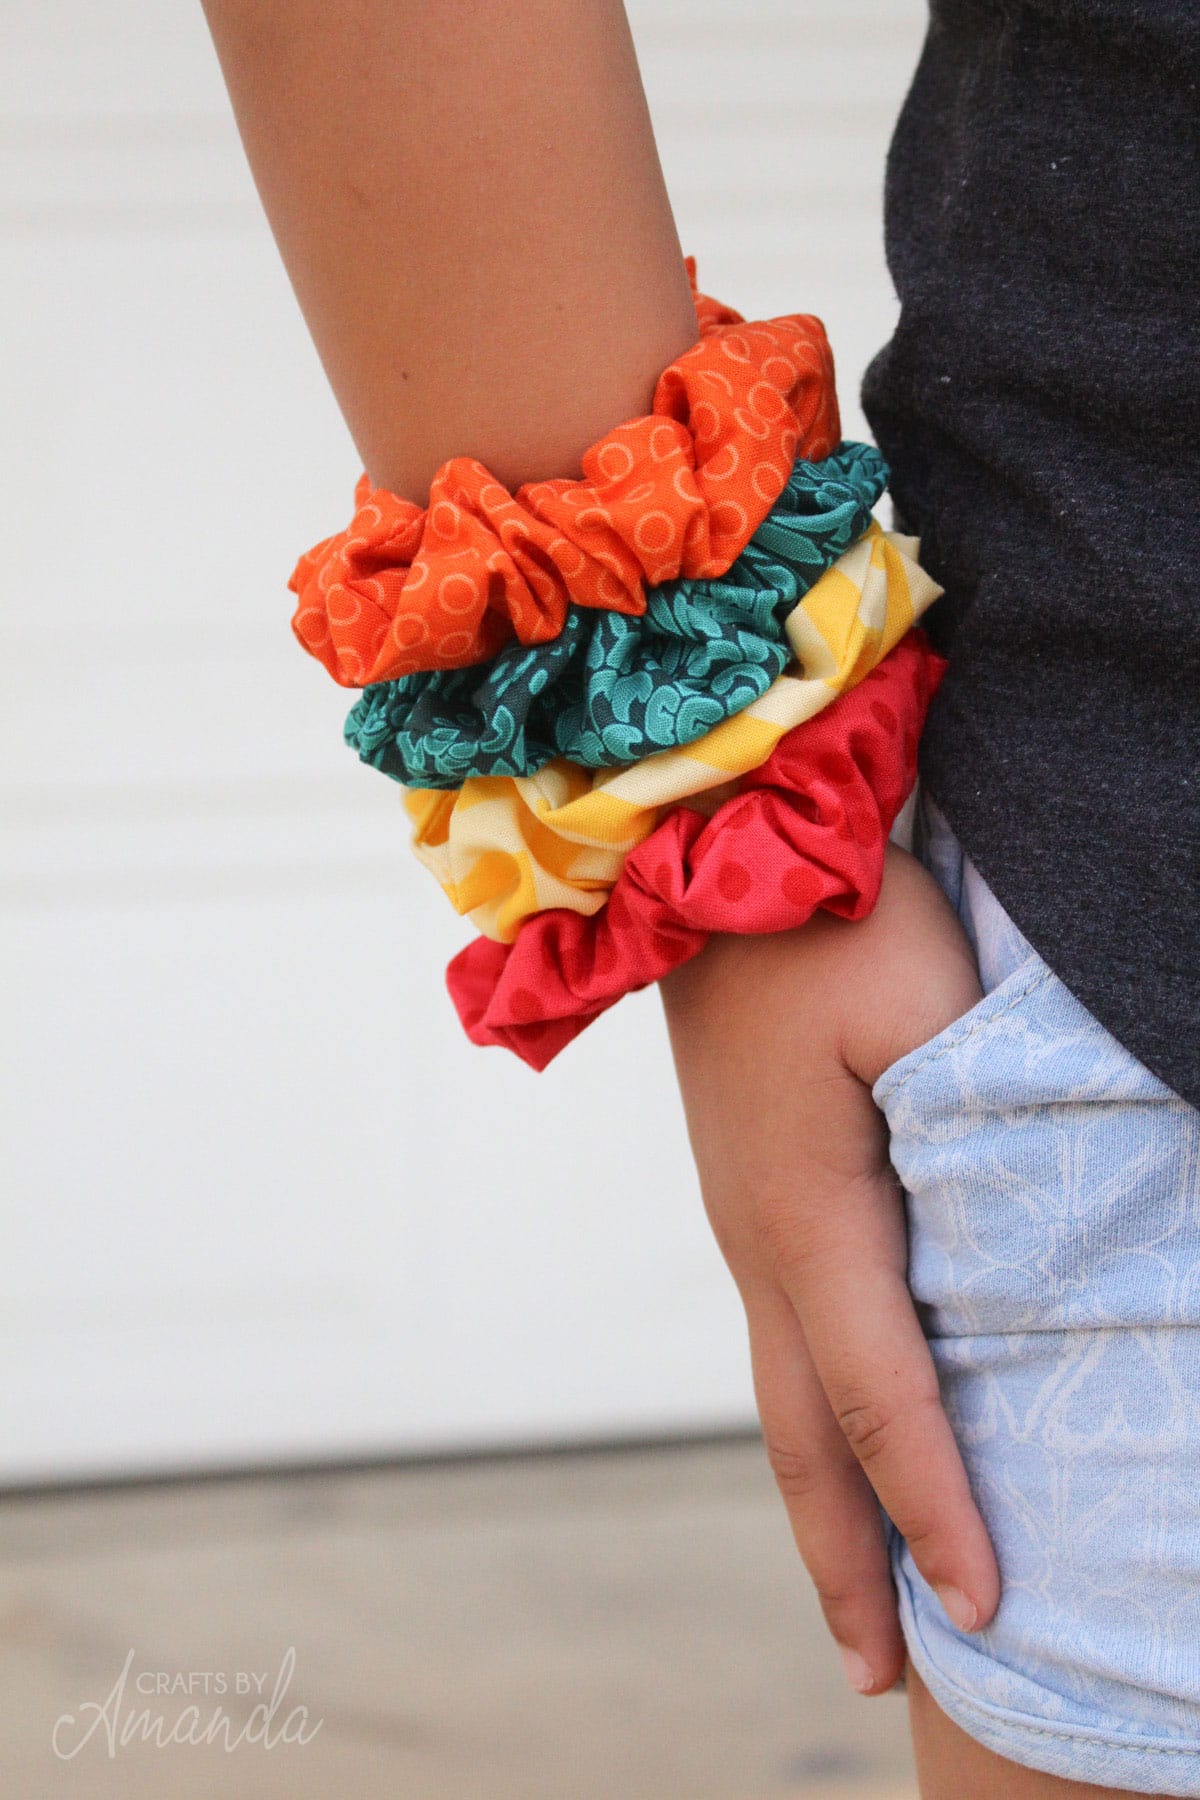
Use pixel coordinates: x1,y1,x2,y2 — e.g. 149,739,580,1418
1,0,927,1481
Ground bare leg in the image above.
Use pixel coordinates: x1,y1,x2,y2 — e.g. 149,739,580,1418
906,1659,1158,1800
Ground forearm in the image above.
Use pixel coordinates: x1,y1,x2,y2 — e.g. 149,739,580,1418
201,0,697,498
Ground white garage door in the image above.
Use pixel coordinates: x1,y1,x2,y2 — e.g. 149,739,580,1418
1,0,927,1481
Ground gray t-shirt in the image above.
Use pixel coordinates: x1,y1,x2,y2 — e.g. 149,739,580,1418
862,0,1200,1109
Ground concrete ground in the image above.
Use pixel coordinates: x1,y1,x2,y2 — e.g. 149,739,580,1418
0,1435,918,1799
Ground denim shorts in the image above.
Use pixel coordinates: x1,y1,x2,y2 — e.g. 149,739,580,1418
874,786,1200,1795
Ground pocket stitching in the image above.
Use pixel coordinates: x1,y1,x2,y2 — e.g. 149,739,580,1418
874,960,1054,1104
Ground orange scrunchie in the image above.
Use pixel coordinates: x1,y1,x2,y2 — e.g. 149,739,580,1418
289,265,840,687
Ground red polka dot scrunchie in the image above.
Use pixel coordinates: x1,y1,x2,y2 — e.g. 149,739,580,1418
289,266,840,686
445,630,946,1070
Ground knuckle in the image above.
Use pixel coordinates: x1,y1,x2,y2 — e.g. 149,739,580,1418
750,1201,798,1272
751,1199,822,1282
835,1394,896,1467
814,1575,877,1619
900,1516,941,1560
761,1434,822,1503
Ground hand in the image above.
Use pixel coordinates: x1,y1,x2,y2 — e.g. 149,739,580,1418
659,842,1000,1694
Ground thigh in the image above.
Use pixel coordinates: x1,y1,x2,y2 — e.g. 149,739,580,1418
906,1659,1161,1800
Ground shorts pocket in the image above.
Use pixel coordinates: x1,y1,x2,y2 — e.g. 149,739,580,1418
870,952,1051,1108
871,946,1198,1341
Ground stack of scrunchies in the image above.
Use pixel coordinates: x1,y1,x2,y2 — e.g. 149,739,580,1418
289,263,947,1069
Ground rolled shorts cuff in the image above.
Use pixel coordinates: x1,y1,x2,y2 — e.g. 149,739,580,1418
889,1520,1200,1797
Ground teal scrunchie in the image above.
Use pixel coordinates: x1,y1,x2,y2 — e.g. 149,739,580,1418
345,440,888,787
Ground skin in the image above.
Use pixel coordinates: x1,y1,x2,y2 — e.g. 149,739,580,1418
200,0,698,499
905,1662,1155,1800
201,4,1155,1790
659,843,1000,1693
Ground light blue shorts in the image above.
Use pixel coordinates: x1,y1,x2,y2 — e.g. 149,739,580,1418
873,786,1200,1795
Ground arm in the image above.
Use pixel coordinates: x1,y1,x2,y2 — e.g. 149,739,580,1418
200,0,697,498
202,0,997,1693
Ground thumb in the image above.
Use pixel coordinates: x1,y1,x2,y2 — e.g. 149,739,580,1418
834,843,983,1090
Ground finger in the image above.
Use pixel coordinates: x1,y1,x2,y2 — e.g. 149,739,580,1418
744,1278,907,1694
773,1166,1001,1636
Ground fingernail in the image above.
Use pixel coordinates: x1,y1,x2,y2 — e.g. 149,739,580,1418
936,1583,978,1632
838,1645,876,1693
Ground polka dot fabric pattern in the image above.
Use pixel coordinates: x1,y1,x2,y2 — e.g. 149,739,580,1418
445,632,946,1069
344,441,888,786
402,525,940,943
288,281,840,686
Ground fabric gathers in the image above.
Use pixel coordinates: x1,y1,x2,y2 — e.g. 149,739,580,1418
288,279,840,686
402,522,939,942
344,440,888,786
286,261,945,1065
445,633,946,1070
